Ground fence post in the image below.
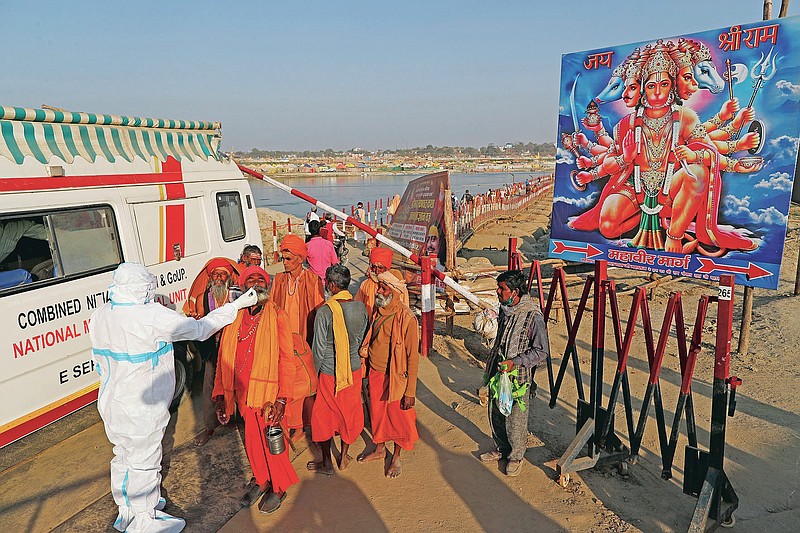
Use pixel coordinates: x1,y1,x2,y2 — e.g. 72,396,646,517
590,260,608,459
687,274,739,530
420,256,435,357
287,217,292,234
795,246,800,295
508,237,522,271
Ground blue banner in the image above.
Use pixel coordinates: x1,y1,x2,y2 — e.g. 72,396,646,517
550,16,800,289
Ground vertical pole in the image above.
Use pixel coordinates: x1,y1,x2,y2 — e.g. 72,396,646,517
420,256,435,357
287,217,292,234
507,237,517,270
795,243,800,295
367,201,371,226
272,220,279,264
379,198,383,226
737,287,753,354
711,275,735,469
591,260,608,457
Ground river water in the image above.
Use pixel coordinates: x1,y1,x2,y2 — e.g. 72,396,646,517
250,171,552,218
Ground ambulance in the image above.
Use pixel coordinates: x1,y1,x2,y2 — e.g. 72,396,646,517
0,105,263,447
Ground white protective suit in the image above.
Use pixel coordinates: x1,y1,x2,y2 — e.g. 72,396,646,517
90,263,254,533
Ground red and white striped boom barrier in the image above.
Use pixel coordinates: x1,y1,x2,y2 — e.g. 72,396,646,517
238,163,488,309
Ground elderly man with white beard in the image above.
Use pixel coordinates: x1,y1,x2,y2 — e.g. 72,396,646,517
213,265,298,514
190,258,239,447
357,270,420,478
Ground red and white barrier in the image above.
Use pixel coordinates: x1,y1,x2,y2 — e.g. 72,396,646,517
238,163,488,309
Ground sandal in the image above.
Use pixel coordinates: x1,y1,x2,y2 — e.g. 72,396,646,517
479,450,503,462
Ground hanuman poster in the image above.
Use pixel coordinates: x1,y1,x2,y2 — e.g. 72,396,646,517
549,16,800,289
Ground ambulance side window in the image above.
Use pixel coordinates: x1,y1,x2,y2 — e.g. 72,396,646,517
0,206,122,293
216,192,245,242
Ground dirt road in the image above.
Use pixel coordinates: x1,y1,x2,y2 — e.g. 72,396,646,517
2,198,797,532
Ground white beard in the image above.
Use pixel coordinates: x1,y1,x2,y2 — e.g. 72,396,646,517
253,285,270,306
211,280,230,304
374,292,393,308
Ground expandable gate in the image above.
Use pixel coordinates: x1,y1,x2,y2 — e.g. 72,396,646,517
524,256,740,532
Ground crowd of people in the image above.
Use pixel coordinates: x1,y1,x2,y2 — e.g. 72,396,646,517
89,231,550,531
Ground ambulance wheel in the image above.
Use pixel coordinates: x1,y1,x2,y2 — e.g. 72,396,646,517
170,359,188,412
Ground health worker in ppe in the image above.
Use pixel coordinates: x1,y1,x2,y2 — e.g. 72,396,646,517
89,262,257,533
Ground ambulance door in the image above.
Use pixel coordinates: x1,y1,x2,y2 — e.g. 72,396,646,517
130,197,209,266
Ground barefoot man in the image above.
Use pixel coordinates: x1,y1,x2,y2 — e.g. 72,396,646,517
358,270,419,478
184,258,240,447
213,266,298,514
271,234,325,441
308,264,368,475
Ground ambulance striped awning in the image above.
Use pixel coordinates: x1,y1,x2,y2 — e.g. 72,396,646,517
0,106,222,165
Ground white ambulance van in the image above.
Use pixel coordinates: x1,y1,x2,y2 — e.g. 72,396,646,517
0,105,263,447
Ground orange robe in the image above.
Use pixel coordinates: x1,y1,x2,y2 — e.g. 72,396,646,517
271,269,324,428
213,304,298,490
311,368,364,445
364,297,420,450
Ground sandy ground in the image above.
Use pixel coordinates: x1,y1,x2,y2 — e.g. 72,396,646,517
1,195,798,532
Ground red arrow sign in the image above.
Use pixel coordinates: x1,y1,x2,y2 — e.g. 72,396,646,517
552,241,603,259
696,258,772,280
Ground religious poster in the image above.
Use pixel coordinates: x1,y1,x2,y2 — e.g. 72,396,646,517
549,16,800,289
387,170,450,270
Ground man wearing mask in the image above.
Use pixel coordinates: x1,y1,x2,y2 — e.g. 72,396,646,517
90,263,257,533
479,270,549,477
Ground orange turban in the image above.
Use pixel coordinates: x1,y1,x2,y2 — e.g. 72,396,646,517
280,234,308,260
370,247,394,268
239,265,271,286
205,258,234,275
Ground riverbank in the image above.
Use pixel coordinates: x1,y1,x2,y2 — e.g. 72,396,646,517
239,165,555,181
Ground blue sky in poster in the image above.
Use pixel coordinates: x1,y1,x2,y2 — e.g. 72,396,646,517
550,16,800,289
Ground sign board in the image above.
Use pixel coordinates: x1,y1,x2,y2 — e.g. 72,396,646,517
387,171,451,270
550,16,800,289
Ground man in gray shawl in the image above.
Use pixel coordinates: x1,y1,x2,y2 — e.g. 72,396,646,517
479,269,550,476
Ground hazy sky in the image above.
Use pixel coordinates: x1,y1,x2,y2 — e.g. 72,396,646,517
4,1,798,150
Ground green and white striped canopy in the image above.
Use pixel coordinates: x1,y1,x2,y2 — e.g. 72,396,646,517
0,106,222,164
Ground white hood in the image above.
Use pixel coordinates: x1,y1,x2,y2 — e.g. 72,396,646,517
108,262,157,305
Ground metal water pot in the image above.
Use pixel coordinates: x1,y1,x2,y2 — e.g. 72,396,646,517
266,425,285,455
